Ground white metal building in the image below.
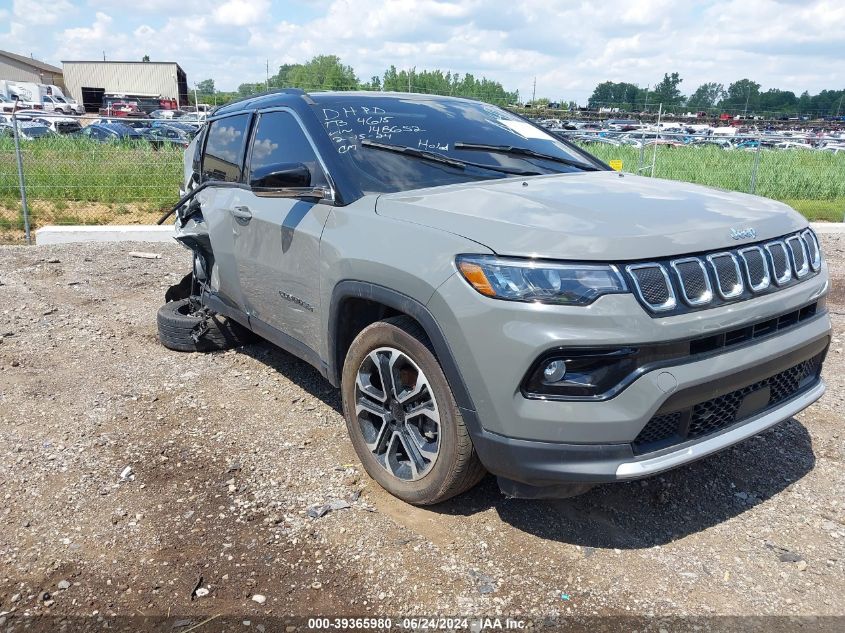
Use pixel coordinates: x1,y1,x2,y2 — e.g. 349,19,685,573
0,49,64,88
62,61,189,111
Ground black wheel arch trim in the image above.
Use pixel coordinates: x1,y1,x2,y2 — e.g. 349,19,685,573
327,281,480,430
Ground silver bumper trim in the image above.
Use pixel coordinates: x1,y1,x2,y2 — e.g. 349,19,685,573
615,379,826,478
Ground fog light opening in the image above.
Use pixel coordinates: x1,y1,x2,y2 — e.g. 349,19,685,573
543,360,567,383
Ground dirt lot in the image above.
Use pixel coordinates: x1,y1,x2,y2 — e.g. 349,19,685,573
0,236,843,632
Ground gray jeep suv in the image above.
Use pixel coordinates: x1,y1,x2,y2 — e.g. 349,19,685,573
159,90,830,505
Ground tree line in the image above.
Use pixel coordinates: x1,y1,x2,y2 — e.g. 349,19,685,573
193,55,517,107
192,57,844,118
587,73,845,117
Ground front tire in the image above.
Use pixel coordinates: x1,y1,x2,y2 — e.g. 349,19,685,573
157,298,254,352
341,316,486,505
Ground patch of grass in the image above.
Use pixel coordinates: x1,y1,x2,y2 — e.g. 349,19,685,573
1,136,843,240
577,142,845,213
784,199,845,222
0,136,183,207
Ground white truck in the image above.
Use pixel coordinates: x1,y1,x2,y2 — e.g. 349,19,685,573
0,81,84,114
0,80,41,110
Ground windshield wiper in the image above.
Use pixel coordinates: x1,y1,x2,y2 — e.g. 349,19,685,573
453,142,600,171
361,139,540,176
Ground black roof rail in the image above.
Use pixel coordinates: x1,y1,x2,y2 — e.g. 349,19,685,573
210,88,312,116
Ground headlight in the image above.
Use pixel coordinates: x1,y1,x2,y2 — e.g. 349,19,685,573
456,255,628,305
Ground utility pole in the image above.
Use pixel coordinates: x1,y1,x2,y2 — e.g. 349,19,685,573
266,59,270,91
532,77,536,105
102,51,106,61
744,84,751,118
408,68,412,93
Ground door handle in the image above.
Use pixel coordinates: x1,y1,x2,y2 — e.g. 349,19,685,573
230,205,252,220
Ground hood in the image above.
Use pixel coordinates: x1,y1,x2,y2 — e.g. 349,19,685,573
375,172,807,261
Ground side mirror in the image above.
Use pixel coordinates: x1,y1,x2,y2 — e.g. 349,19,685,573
250,162,311,189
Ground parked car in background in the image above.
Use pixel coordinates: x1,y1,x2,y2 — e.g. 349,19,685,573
0,120,57,140
102,93,179,115
143,124,194,146
0,94,17,113
72,122,146,143
150,109,187,120
152,119,199,135
98,100,146,117
178,112,207,125
32,114,82,135
92,117,153,131
7,94,41,110
40,94,85,115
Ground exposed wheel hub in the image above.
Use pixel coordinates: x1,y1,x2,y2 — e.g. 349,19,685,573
389,399,405,423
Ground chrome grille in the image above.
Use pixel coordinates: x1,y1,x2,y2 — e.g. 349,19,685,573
786,235,809,278
626,264,676,311
765,241,792,285
739,246,770,292
801,229,821,271
707,252,744,299
625,230,820,315
671,258,713,306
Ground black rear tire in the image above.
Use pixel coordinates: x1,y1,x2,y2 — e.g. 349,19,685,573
157,299,255,352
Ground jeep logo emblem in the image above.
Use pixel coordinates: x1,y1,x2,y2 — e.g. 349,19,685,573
730,228,757,241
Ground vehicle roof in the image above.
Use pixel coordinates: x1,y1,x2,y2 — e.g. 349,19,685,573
211,89,484,118
95,121,141,133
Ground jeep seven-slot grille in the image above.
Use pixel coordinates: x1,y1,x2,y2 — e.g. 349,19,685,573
625,230,820,315
632,352,824,454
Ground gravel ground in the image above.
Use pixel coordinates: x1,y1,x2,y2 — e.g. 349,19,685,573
0,237,843,632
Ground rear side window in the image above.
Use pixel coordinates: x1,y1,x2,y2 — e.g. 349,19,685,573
202,114,250,182
247,111,328,187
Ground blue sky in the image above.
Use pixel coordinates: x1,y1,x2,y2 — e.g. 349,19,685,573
1,0,843,103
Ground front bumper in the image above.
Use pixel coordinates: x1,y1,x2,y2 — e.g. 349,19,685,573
470,377,824,487
428,266,831,489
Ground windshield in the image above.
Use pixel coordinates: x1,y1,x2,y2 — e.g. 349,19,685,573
22,125,53,138
309,95,602,193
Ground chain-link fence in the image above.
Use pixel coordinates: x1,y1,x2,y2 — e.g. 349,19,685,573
2,110,844,244
559,129,845,222
0,113,185,243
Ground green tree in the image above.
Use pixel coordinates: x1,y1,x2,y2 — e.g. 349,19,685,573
142,55,150,62
196,79,215,94
651,72,685,109
721,79,761,114
237,83,262,96
587,81,645,110
686,82,725,110
284,55,358,91
757,89,797,115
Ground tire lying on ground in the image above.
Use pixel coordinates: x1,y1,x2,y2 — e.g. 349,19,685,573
157,298,255,352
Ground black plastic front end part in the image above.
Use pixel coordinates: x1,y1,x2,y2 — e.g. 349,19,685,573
467,331,830,499
463,408,635,488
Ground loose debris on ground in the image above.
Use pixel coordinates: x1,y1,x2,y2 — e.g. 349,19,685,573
0,238,843,630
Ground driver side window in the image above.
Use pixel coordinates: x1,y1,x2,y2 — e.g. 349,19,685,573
247,111,328,188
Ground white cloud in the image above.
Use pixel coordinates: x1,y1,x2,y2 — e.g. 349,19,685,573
212,0,270,27
2,0,843,104
12,0,75,25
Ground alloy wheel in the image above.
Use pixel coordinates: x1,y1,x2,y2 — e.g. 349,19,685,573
354,347,441,481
